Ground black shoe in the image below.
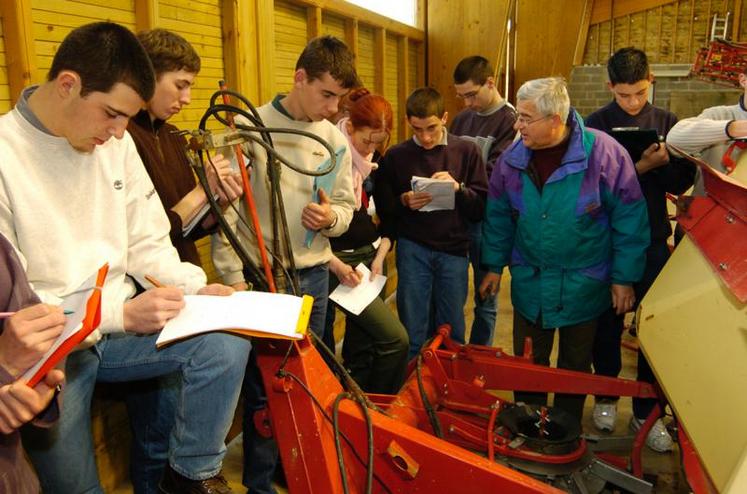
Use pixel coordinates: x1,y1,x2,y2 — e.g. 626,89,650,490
159,464,232,494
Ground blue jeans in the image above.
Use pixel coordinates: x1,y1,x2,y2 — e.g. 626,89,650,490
22,331,251,494
468,221,497,345
396,237,469,359
243,263,329,494
126,373,180,494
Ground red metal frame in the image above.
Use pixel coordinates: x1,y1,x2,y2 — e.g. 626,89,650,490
255,327,676,493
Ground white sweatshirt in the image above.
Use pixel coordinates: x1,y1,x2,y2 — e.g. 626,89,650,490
0,107,206,344
211,100,355,285
666,99,747,194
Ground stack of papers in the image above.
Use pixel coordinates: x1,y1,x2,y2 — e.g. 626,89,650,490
156,292,312,347
411,175,455,212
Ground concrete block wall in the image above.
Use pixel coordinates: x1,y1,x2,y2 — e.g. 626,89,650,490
568,64,742,119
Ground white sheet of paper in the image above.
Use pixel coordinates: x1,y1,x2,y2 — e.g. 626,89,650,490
21,270,98,382
329,263,387,316
411,175,455,212
157,291,307,346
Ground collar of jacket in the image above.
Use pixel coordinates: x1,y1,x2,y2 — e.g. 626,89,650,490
132,109,166,133
503,108,596,182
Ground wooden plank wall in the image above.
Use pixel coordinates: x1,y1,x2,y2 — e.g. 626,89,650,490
0,12,8,114
583,0,743,65
427,0,513,127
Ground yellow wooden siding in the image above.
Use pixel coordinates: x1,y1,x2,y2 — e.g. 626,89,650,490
406,40,421,140
321,12,345,40
357,24,375,90
0,17,9,114
274,0,307,95
31,0,136,83
408,40,419,92
384,33,399,142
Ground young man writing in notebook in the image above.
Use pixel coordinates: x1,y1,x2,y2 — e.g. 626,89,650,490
374,87,488,359
0,22,251,494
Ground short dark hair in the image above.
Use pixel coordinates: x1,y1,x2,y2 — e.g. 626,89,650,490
48,22,155,101
296,35,359,89
137,29,201,77
406,87,444,119
453,55,493,85
607,47,650,85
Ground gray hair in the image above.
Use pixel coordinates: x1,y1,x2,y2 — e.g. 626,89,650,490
516,77,570,122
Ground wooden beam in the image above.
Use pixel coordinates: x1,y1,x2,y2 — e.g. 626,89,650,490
687,0,694,59
134,0,159,32
573,0,594,66
398,36,409,142
672,0,679,63
285,0,424,41
374,28,386,95
344,18,359,69
591,0,676,24
735,0,743,42
307,6,322,39
0,0,36,103
222,0,260,101
256,0,276,102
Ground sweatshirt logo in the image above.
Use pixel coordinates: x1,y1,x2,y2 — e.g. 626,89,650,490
113,180,123,190
146,188,156,199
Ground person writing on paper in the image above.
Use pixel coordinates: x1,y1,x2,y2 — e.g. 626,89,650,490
210,35,357,494
0,23,251,494
375,87,488,358
129,29,243,267
479,77,649,426
125,29,249,492
0,231,65,494
324,88,409,394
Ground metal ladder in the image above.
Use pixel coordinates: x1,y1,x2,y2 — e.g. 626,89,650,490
711,12,730,40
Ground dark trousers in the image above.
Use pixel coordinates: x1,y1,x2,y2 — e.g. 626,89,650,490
325,245,409,394
513,312,597,424
592,241,670,416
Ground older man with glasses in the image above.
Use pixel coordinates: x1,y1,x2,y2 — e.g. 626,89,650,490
479,77,650,426
450,56,517,346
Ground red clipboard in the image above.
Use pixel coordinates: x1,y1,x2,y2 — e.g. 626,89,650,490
25,263,109,387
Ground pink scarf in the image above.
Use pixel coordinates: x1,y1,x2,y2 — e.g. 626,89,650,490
337,117,376,209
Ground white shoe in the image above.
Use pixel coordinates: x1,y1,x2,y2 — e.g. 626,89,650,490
630,417,674,453
592,402,617,432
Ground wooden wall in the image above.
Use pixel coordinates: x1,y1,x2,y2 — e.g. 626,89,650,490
427,0,589,122
583,0,745,65
426,0,512,126
0,9,8,114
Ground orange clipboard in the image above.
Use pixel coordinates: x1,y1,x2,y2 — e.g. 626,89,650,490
26,263,109,387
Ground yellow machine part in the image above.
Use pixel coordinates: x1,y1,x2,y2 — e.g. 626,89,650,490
638,161,747,491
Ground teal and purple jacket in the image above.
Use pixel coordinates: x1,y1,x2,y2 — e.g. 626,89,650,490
482,110,650,328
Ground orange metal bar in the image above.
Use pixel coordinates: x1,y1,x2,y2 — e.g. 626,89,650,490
218,80,276,292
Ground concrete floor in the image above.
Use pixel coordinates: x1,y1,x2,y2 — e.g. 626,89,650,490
115,270,689,493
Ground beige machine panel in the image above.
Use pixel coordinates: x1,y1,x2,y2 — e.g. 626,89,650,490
638,236,747,490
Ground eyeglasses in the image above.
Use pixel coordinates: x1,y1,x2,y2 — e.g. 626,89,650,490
456,84,484,101
515,114,551,126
